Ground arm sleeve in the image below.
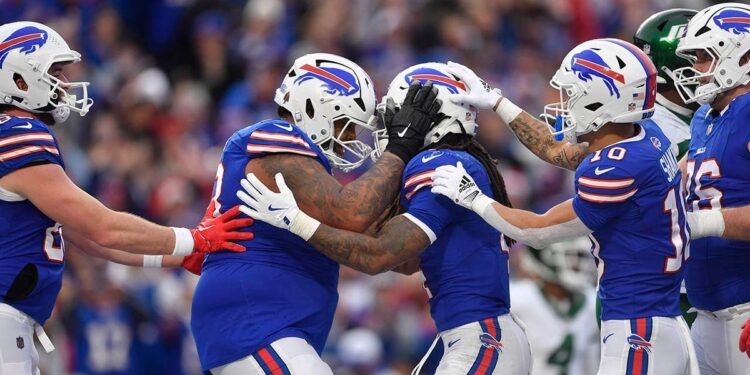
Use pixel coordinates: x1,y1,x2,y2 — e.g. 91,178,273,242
572,163,637,231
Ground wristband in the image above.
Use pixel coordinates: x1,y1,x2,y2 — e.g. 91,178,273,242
689,210,725,238
495,97,523,124
143,255,164,268
171,227,194,256
471,193,495,215
289,211,321,241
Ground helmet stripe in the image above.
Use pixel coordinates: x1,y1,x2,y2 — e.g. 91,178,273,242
299,64,353,90
410,73,467,91
0,33,45,54
605,39,658,117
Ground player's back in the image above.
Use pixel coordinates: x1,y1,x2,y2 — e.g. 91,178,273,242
685,92,750,311
401,149,510,332
191,119,339,370
572,121,688,321
0,114,65,324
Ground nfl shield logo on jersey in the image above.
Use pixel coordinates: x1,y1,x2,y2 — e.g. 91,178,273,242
16,336,23,349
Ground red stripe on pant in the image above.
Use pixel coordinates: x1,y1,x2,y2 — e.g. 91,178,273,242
631,318,647,375
257,348,284,375
475,318,499,375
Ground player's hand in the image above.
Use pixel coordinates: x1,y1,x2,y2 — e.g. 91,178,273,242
237,173,301,232
431,161,484,211
740,318,750,357
191,206,254,254
446,61,503,110
181,252,205,275
384,80,442,163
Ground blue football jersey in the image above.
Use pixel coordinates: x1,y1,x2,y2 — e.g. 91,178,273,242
0,114,65,324
685,92,750,311
572,121,688,321
190,119,339,370
401,149,510,332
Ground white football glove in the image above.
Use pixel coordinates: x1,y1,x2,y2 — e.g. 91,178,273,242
236,173,320,240
431,161,489,212
446,61,503,110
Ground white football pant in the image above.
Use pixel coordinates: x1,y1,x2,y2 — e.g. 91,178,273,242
691,301,750,375
0,303,41,375
210,337,333,375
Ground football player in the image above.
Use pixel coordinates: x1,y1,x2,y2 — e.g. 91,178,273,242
238,62,533,374
510,237,599,375
671,3,750,373
433,39,698,374
0,21,252,374
191,53,441,375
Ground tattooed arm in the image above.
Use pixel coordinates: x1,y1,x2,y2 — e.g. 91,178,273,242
506,111,590,171
308,215,430,275
246,153,404,232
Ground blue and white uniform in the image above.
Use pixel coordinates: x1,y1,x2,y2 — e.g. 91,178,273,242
685,92,750,375
0,114,65,373
572,122,696,375
191,119,337,374
402,149,531,375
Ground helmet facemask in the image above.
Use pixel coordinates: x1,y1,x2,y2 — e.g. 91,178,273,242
543,76,590,144
319,114,377,172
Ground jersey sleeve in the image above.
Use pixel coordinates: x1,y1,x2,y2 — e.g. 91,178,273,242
245,122,319,158
572,163,637,232
0,121,63,178
401,151,462,243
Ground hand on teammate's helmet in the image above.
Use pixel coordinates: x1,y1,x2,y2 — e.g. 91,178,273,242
384,80,442,163
446,61,503,110
190,206,254,254
431,161,483,210
740,318,750,357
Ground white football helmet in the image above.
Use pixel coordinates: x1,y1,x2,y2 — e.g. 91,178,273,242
543,39,657,143
673,3,750,105
371,62,477,160
0,21,92,123
275,53,377,171
522,237,597,291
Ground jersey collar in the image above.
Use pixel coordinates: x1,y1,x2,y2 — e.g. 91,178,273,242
655,93,694,119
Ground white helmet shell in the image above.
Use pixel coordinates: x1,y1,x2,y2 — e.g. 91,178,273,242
543,38,658,143
0,21,92,121
274,53,377,172
673,3,750,105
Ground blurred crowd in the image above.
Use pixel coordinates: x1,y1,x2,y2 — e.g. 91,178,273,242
3,0,712,373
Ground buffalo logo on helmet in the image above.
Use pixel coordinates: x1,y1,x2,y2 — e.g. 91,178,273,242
571,49,625,98
713,8,750,35
478,333,504,352
626,334,652,353
404,67,466,94
0,26,48,68
294,62,361,97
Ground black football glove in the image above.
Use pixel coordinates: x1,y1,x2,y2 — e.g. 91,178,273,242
384,80,442,163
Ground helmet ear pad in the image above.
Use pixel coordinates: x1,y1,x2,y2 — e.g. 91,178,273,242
274,53,378,172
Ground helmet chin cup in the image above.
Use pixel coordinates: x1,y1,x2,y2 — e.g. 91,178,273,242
51,106,70,125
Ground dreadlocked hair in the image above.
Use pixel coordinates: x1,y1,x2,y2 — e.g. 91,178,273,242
431,133,515,248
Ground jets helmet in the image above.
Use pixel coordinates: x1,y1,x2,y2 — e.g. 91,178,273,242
633,9,698,88
543,39,658,143
275,53,378,171
673,3,750,105
522,237,597,291
0,21,93,124
372,62,477,160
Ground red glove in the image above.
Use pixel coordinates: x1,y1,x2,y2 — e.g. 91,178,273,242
740,317,750,358
181,252,205,275
191,206,254,253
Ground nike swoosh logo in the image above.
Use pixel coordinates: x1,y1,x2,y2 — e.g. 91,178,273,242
274,123,294,131
421,152,443,163
12,122,32,129
594,167,615,175
268,205,285,212
447,338,461,348
603,333,614,344
397,122,412,138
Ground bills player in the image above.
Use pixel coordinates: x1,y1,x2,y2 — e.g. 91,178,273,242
0,21,251,374
190,53,441,374
238,62,533,374
671,3,750,373
510,238,599,375
431,39,699,374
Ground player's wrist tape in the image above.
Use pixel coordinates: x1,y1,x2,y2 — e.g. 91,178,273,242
689,210,725,239
495,97,522,124
289,210,321,241
171,227,195,256
471,194,495,215
143,255,164,268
